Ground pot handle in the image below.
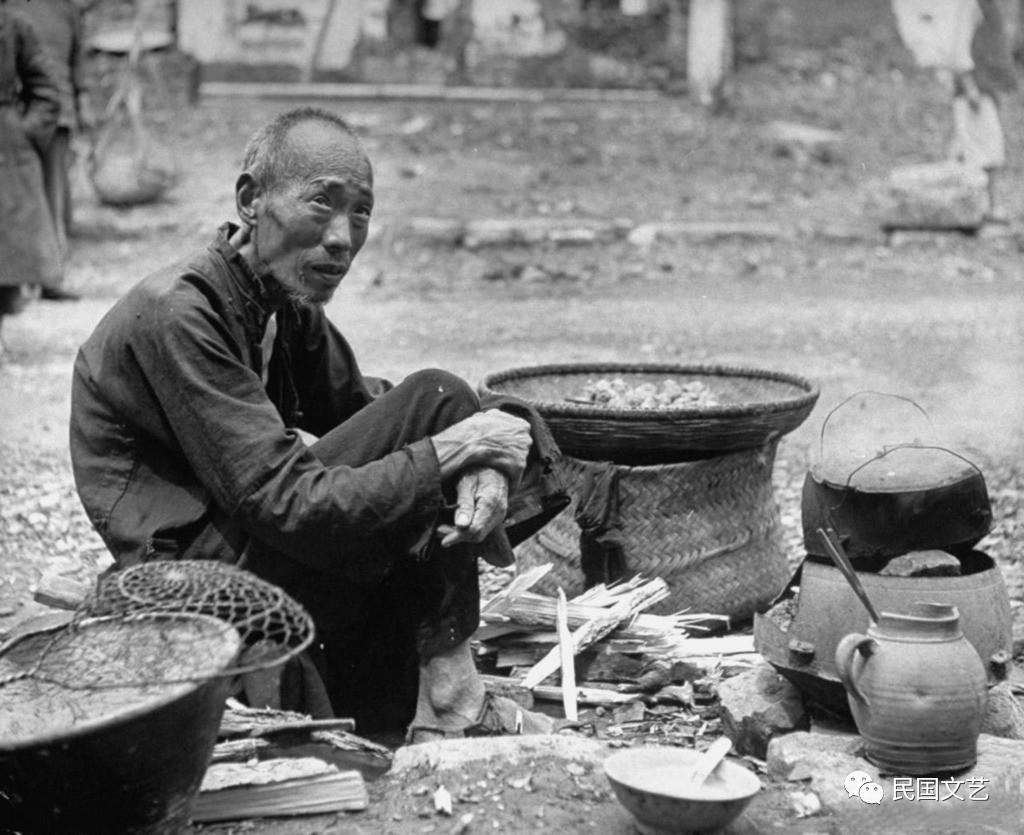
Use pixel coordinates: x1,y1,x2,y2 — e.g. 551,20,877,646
835,633,876,706
818,391,934,461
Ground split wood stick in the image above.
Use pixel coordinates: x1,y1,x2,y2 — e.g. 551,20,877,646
479,611,716,652
520,579,668,689
222,717,357,739
495,647,547,669
201,756,341,791
210,737,266,764
33,573,91,611
665,635,756,656
483,578,670,631
530,683,641,707
220,704,356,739
479,674,636,707
479,564,554,618
569,574,652,606
474,623,531,642
556,589,578,722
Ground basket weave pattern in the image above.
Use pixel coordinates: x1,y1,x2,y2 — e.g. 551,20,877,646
516,444,791,618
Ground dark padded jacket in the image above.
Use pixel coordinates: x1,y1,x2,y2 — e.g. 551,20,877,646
70,225,567,571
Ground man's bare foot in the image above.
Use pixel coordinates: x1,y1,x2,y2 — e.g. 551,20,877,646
406,638,556,743
412,639,487,735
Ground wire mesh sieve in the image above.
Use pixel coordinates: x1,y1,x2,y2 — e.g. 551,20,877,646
0,561,314,706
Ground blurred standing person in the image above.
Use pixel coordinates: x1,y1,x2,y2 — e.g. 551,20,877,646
892,0,1018,224
10,0,94,298
0,0,62,332
951,0,1018,224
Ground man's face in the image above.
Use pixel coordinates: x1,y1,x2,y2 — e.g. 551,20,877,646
247,121,374,305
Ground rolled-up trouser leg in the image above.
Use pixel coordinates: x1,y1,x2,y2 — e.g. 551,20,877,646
242,369,482,731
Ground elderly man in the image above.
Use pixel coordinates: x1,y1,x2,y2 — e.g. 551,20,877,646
70,107,567,740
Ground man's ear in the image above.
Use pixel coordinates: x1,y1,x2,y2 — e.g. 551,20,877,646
235,173,261,227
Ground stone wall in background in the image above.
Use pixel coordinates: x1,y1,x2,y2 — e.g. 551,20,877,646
81,0,872,91
169,0,736,89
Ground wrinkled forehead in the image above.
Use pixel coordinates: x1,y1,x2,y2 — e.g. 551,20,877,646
278,121,373,189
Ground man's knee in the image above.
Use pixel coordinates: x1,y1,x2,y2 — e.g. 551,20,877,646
404,369,479,421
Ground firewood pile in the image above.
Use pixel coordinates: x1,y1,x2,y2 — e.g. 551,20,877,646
474,565,760,738
193,701,393,822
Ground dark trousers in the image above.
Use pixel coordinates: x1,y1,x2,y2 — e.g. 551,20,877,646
242,369,481,733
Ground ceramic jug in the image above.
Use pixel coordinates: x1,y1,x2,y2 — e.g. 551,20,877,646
835,602,988,775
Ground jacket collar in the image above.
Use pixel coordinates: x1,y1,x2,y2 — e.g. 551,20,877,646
213,222,280,336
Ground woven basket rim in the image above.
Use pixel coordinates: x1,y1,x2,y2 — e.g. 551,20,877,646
480,362,820,422
558,446,778,473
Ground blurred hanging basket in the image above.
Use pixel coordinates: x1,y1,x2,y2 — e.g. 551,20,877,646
89,22,178,207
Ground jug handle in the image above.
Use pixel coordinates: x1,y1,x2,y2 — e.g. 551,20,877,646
835,633,876,706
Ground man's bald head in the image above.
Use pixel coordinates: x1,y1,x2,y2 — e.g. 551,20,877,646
241,107,370,194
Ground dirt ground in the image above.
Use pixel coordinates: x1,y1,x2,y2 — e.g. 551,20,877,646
2,0,1023,832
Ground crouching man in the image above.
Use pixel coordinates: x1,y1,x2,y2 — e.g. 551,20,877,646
69,107,568,741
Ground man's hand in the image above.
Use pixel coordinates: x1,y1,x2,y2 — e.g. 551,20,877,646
431,409,531,486
437,467,508,547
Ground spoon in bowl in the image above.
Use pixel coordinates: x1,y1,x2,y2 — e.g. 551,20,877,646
687,736,733,787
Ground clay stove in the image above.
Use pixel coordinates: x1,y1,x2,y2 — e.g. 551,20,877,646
754,440,1012,720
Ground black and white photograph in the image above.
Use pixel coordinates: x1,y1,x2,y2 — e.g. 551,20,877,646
1,1,1023,832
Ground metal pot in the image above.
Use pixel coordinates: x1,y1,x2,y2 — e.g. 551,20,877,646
0,613,240,834
801,445,992,563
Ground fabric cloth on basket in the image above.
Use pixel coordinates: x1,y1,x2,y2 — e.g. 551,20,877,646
574,460,626,588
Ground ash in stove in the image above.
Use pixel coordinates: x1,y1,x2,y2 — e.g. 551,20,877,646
762,588,799,632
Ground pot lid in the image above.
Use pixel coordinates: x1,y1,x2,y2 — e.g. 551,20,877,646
812,446,982,493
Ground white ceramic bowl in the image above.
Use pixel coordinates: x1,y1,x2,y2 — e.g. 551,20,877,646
604,747,761,834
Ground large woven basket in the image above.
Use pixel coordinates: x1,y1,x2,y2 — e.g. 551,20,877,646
480,363,818,463
516,444,790,619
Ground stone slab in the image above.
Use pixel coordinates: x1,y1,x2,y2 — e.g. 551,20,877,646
627,220,795,247
981,682,1024,740
879,550,962,577
880,162,986,231
766,120,844,164
462,218,628,249
402,216,885,251
390,733,611,776
719,662,809,759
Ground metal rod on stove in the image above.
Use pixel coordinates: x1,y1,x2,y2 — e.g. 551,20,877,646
817,527,880,624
